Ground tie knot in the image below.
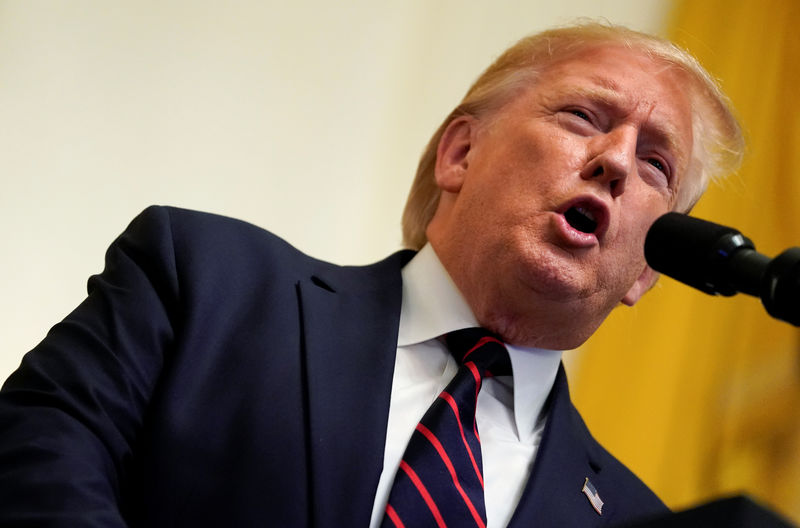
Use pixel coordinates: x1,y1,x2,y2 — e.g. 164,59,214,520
445,327,512,377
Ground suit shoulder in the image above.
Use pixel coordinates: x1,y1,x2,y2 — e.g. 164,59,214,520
124,205,412,286
127,205,322,269
142,205,298,247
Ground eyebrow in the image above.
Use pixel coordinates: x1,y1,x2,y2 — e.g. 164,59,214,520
553,78,686,158
558,77,622,107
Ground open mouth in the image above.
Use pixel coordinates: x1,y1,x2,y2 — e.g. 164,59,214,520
564,206,599,234
558,197,609,241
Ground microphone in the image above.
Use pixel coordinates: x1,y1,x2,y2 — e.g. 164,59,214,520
645,212,800,326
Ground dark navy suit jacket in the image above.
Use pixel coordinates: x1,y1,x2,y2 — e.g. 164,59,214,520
0,206,667,527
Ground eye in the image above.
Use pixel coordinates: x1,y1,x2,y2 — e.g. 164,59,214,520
559,108,598,136
641,155,673,190
648,158,666,172
570,109,591,121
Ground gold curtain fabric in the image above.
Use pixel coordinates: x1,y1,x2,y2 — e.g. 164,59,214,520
570,0,800,522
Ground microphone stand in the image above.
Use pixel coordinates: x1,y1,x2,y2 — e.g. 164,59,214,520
699,236,800,327
754,247,800,327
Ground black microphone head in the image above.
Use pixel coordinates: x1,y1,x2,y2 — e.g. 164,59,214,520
645,212,754,296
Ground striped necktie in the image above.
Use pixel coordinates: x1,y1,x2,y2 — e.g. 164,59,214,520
382,327,512,528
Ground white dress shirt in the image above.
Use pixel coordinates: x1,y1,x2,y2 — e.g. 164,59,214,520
368,244,563,528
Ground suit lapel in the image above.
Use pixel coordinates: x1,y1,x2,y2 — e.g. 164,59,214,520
296,251,413,528
508,364,614,527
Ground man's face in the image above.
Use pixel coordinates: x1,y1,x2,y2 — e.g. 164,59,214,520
427,45,695,349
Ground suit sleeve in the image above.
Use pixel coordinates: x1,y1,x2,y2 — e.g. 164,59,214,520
0,206,181,526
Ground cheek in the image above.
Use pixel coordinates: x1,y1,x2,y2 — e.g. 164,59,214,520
509,123,582,162
623,188,673,233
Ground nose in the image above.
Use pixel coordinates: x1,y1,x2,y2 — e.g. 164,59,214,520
580,126,637,198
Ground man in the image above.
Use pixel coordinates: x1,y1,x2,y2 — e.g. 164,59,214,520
0,23,742,527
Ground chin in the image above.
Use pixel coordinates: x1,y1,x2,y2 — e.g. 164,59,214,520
515,249,599,303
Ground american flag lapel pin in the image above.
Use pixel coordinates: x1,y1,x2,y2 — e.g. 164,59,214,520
582,477,604,515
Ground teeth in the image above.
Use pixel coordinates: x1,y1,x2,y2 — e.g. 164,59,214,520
564,206,599,234
575,206,596,222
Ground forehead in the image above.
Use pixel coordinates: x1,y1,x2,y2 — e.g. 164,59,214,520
541,46,692,126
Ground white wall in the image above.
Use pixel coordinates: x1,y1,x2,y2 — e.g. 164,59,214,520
0,0,670,377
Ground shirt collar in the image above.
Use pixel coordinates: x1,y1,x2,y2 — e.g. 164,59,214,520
399,243,563,442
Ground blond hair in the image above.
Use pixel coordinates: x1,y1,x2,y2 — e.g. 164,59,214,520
401,22,744,250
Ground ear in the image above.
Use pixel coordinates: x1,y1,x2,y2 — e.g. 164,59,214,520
434,115,476,193
621,265,659,306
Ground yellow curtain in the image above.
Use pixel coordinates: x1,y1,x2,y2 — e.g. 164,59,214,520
570,0,800,522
